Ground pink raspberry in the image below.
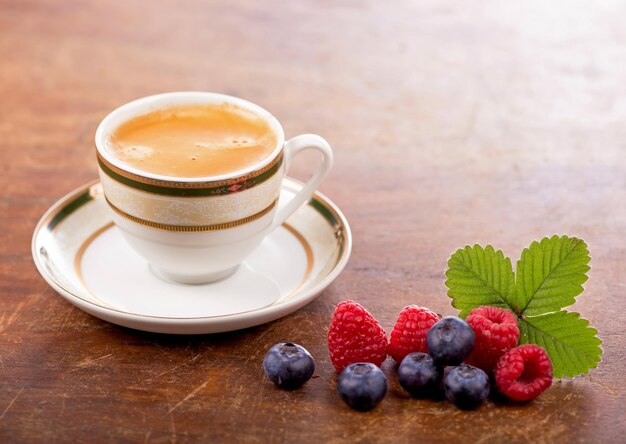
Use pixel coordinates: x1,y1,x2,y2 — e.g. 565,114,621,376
387,305,439,363
327,300,388,372
495,344,553,402
465,306,520,373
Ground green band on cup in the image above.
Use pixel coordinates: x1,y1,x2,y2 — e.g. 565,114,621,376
97,152,283,197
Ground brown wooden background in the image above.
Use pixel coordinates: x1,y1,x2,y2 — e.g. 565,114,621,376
1,0,625,442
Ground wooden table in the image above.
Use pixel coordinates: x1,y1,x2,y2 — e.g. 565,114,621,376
1,1,624,442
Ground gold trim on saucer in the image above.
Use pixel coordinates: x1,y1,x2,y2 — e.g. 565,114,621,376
104,197,277,232
73,222,118,310
72,221,314,310
273,223,315,305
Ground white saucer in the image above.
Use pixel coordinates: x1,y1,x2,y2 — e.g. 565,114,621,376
32,178,351,334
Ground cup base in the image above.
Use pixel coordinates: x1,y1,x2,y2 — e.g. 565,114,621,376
149,264,240,285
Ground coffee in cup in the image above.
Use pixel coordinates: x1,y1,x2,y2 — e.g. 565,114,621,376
107,103,278,178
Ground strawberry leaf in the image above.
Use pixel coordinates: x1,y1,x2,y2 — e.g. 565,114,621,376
518,311,602,378
514,235,590,316
444,235,601,377
445,245,515,317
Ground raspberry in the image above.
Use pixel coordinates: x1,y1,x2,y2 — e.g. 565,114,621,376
387,305,439,362
465,306,520,373
328,300,388,372
495,344,553,402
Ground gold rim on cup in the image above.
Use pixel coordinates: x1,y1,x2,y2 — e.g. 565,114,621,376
96,150,284,197
104,196,278,232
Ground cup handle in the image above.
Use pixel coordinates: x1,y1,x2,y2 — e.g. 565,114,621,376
269,134,333,231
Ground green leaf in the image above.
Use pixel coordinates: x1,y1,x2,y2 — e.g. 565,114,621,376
514,235,590,316
445,245,515,317
519,311,602,378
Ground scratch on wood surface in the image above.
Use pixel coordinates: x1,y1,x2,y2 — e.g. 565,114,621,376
0,388,24,422
0,301,27,333
153,343,175,359
247,377,268,424
0,355,5,376
146,353,203,383
143,428,152,444
587,378,619,398
166,380,210,415
59,306,76,332
69,354,113,372
169,409,177,444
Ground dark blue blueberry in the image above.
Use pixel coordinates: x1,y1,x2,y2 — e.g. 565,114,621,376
337,363,387,411
397,352,441,398
427,316,475,366
262,342,315,390
444,364,490,410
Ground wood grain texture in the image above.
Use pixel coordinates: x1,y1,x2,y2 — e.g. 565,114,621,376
1,0,625,442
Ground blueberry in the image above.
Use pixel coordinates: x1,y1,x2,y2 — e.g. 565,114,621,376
337,363,387,411
444,364,490,410
262,342,315,390
427,316,475,366
397,352,441,398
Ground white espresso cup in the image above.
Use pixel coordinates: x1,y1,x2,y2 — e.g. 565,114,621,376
95,92,333,284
